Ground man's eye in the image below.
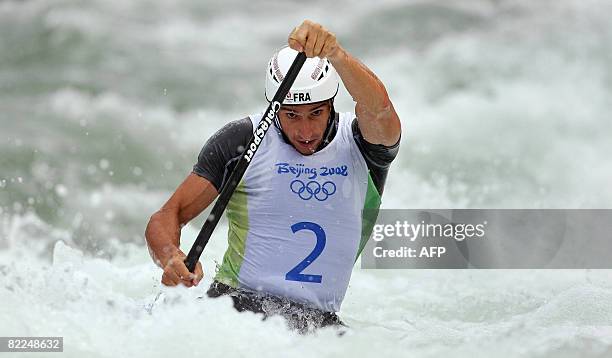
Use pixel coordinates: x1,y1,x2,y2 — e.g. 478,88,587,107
311,110,322,116
286,112,297,119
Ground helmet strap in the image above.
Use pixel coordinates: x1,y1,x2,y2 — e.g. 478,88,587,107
315,98,338,152
273,110,290,143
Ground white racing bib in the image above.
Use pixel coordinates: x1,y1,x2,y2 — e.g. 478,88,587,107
215,112,381,312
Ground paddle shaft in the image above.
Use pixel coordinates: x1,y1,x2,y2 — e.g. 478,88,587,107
184,52,307,272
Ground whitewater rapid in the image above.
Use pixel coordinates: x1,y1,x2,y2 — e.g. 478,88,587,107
2,0,612,356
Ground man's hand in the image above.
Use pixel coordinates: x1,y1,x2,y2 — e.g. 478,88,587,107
289,22,401,146
288,20,341,59
161,251,204,287
145,174,218,288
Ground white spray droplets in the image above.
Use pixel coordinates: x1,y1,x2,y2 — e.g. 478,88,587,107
132,167,143,176
55,184,68,197
99,159,110,170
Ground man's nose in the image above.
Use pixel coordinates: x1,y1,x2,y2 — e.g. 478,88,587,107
297,121,315,139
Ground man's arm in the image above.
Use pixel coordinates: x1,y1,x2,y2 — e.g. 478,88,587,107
145,173,218,287
288,20,401,146
146,117,252,287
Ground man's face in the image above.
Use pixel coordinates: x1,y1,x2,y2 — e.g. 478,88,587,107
277,101,331,155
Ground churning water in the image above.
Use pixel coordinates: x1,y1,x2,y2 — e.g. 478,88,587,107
2,0,612,356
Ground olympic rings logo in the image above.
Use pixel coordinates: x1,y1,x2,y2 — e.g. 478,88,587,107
290,179,337,201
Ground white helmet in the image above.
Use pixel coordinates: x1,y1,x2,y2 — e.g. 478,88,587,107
265,46,339,105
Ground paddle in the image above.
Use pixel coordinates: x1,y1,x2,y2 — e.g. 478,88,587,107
184,51,307,272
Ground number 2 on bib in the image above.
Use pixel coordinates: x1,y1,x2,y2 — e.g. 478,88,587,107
285,221,326,283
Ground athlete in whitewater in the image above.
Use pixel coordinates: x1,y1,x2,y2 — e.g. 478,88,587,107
145,20,401,332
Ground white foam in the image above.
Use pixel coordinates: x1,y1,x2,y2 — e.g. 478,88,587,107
3,0,612,356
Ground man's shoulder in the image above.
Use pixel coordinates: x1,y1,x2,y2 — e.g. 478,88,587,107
192,116,255,190
222,116,254,135
348,114,400,151
345,112,400,195
205,116,254,146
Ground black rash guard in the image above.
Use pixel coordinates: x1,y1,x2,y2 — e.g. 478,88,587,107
192,113,400,195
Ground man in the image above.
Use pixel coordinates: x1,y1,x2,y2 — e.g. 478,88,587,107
145,20,401,332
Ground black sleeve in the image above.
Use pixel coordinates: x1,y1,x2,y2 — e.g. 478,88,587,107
351,118,400,195
192,117,253,191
